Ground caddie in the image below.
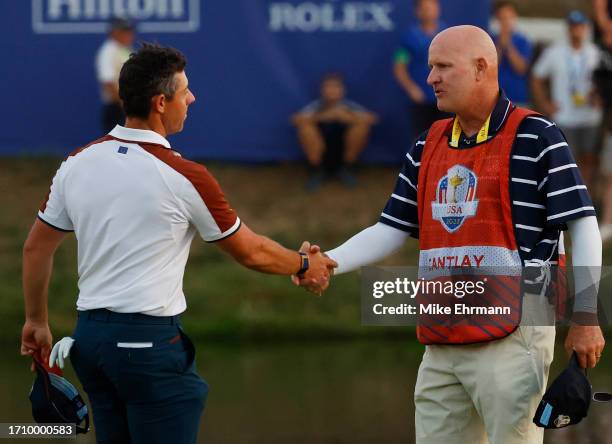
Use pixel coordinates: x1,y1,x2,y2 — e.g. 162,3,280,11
297,26,605,443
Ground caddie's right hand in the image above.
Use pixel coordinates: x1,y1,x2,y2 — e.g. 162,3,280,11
49,337,75,369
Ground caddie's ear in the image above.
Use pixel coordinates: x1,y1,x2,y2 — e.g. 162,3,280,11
474,56,488,82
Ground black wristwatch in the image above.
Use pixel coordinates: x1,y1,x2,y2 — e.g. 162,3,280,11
297,252,309,277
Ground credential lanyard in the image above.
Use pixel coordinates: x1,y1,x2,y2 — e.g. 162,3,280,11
450,114,491,148
568,48,588,94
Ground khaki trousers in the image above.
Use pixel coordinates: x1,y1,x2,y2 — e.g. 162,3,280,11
415,309,555,444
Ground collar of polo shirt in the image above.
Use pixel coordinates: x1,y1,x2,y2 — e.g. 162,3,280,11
444,90,513,147
109,125,171,149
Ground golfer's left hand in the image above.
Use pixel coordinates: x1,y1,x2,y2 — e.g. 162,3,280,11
565,324,605,369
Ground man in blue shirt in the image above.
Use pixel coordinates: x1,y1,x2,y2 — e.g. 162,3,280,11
394,0,447,141
492,1,533,105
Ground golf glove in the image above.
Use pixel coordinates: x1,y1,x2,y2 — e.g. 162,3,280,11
49,337,75,369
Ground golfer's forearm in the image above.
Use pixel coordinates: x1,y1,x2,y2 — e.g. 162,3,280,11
238,236,302,275
22,250,53,323
218,224,303,275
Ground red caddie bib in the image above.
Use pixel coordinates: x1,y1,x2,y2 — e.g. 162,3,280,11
416,107,536,345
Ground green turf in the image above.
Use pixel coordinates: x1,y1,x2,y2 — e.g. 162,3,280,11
1,158,418,342
2,158,611,343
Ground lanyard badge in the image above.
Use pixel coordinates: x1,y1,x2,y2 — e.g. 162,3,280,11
572,92,587,107
569,50,588,107
450,115,491,148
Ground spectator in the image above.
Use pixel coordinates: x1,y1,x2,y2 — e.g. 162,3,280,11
592,0,612,241
531,10,602,189
394,0,447,141
492,1,533,106
291,73,377,192
593,0,612,47
95,18,135,133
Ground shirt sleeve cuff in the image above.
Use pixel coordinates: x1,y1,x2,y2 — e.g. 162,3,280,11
37,213,74,232
379,214,419,238
204,218,242,243
547,208,597,229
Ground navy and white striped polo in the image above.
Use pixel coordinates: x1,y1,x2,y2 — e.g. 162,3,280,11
380,92,596,264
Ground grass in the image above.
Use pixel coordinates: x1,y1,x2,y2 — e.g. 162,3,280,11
0,157,419,343
1,157,611,344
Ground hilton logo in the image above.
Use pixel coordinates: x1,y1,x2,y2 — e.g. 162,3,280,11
32,0,200,33
269,1,395,32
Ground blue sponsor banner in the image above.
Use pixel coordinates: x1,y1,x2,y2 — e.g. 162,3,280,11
2,0,490,162
31,0,201,33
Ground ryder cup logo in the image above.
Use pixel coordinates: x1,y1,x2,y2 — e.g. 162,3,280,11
431,165,479,233
32,0,200,33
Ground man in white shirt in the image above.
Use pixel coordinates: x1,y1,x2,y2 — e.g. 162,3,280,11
532,10,602,189
96,18,135,133
21,43,336,444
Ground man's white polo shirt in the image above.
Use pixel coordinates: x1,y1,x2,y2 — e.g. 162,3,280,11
38,126,241,316
95,38,132,103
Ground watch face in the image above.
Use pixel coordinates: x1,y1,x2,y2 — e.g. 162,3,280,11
298,252,309,276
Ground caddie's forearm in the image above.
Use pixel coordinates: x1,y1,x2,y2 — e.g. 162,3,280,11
326,222,409,274
22,248,53,323
568,217,602,319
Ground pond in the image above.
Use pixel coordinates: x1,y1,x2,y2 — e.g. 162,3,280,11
1,339,610,443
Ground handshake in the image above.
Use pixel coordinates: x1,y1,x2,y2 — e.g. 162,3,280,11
292,241,337,296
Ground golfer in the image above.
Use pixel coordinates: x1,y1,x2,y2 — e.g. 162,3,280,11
21,43,336,444
298,26,605,443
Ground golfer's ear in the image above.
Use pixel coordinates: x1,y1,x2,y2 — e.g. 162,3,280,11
151,94,165,113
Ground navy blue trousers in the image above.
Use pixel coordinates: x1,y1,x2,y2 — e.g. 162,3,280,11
71,310,208,444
